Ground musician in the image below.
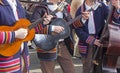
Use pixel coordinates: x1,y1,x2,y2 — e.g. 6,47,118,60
30,0,82,73
0,0,30,73
74,0,120,73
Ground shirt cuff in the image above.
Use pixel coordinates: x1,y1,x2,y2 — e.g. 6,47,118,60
86,35,95,45
81,18,86,24
51,26,55,31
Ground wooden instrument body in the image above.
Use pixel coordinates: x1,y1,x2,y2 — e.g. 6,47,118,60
102,24,120,73
107,24,120,56
0,19,35,57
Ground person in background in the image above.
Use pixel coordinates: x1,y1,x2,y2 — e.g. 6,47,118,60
75,0,120,73
0,0,30,73
70,0,84,58
30,0,82,73
70,0,84,18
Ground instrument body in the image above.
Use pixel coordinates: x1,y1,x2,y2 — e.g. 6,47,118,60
32,1,83,51
33,18,70,51
107,24,120,56
101,18,120,73
0,19,35,56
102,24,120,70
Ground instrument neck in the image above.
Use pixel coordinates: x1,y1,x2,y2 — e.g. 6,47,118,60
28,1,66,30
67,15,82,26
28,17,44,30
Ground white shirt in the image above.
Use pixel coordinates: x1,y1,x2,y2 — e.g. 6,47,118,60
47,3,63,30
82,2,101,34
47,3,63,18
85,3,96,34
47,1,64,41
7,0,19,20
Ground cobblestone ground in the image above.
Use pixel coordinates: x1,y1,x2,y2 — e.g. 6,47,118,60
29,49,83,73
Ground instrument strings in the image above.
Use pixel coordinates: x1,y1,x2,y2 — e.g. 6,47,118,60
56,1,67,12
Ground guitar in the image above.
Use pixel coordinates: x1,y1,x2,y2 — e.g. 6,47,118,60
0,18,44,57
33,13,83,51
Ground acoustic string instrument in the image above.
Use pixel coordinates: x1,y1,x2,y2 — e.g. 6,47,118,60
0,17,46,56
33,1,99,51
33,1,71,51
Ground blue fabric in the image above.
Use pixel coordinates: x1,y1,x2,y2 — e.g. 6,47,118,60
75,2,109,43
0,0,26,26
75,2,119,56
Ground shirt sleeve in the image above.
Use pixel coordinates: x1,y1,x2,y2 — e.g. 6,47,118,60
0,31,15,44
30,6,49,34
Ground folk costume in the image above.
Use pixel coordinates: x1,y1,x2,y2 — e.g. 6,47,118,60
0,0,29,73
75,2,108,73
111,5,120,73
75,1,119,73
30,0,82,73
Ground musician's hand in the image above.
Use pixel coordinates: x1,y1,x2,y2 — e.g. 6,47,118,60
53,26,64,33
43,13,53,25
94,39,102,47
15,28,28,39
111,0,120,9
82,11,90,20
